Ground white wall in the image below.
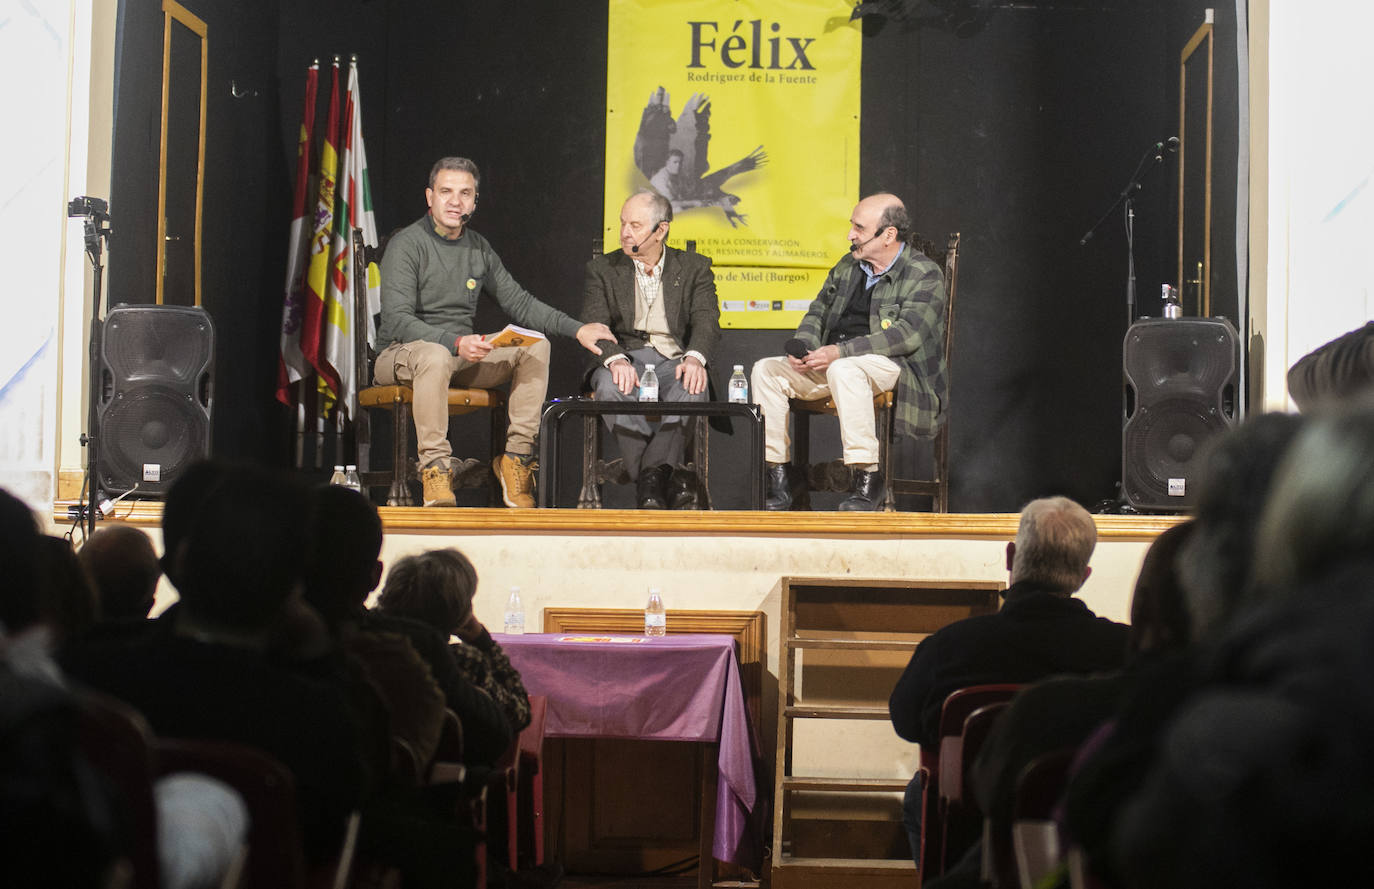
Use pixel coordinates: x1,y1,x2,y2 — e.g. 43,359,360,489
1261,0,1374,409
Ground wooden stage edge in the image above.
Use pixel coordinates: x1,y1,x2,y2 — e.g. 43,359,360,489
54,500,1183,541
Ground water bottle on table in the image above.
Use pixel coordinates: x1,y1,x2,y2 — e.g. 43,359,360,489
644,588,666,637
329,465,347,486
504,587,525,635
344,464,362,493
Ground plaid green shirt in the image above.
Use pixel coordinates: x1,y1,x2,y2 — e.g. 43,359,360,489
795,247,948,438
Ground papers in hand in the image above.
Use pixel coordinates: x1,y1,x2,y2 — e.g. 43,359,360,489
485,324,546,348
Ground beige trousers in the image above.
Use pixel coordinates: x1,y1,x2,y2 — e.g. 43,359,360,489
374,338,551,469
751,353,901,465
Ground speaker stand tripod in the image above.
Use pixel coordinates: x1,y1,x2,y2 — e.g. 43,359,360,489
1079,138,1176,511
70,196,112,538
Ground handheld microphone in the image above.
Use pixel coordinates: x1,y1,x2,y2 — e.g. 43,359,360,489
630,221,662,254
1164,136,1180,153
784,338,810,359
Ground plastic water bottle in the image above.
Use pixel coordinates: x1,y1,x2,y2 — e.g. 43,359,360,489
644,588,666,637
329,465,348,486
343,464,362,493
503,587,526,635
727,364,749,403
639,364,659,402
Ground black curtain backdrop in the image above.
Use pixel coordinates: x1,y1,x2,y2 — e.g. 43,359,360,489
108,0,1241,512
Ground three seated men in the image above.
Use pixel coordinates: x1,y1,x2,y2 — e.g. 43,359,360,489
376,157,946,511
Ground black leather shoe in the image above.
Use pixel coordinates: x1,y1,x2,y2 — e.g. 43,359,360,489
636,464,669,509
667,467,701,510
839,469,885,511
765,463,793,511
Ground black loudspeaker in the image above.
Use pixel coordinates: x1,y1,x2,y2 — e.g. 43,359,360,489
1122,317,1239,511
97,304,214,497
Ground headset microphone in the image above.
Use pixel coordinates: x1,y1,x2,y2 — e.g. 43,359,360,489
630,221,663,255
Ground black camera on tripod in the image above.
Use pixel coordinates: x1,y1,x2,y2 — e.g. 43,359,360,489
68,196,109,219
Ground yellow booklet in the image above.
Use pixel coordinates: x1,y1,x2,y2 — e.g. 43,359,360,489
485,324,546,348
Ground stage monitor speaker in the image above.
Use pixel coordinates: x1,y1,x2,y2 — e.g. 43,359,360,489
97,304,214,497
1122,316,1239,511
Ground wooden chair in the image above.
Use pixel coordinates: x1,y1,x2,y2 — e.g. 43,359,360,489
1008,747,1076,889
918,682,1021,878
790,231,961,512
577,407,712,508
350,228,509,506
516,695,549,868
74,689,163,889
156,738,358,889
939,701,1010,875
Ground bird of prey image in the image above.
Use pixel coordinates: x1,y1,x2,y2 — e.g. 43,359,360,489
634,87,768,228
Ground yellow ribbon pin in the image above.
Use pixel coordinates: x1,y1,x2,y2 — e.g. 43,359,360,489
881,318,892,330
466,278,477,290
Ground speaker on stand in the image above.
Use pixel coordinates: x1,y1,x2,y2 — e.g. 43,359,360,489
96,304,214,498
1121,317,1239,511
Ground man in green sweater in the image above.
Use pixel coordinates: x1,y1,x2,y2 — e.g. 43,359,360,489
376,157,614,507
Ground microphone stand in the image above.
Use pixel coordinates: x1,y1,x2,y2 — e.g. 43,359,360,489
74,203,112,537
1079,140,1168,328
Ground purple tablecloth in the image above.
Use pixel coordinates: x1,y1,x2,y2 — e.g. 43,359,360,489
499,633,761,868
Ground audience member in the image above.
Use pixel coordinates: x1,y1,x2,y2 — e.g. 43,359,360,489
34,535,99,647
1062,411,1309,887
1285,320,1374,411
889,496,1130,867
1107,403,1374,889
78,525,160,620
304,485,446,770
377,547,532,733
0,489,116,887
61,464,369,862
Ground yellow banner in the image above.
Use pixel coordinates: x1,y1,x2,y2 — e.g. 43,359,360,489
605,0,861,329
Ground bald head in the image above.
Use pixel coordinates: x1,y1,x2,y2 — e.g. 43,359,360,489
848,193,910,267
79,525,160,620
618,189,671,263
1009,496,1097,593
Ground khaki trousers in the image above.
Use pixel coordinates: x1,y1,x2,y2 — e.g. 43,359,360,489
374,338,550,469
750,353,901,465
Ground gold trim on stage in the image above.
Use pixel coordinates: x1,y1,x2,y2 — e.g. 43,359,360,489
53,500,1183,540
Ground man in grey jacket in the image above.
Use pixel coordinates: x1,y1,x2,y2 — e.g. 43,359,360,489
376,157,613,507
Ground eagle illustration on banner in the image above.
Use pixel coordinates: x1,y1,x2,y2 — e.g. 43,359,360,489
633,87,768,228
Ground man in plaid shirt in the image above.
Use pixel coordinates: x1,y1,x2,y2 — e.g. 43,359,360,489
751,193,948,510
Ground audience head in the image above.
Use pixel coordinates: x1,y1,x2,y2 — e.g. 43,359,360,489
303,485,384,627
1127,520,1196,658
1008,496,1097,593
0,489,42,634
160,459,234,589
170,462,310,633
33,536,98,643
377,548,479,636
77,526,160,620
1176,411,1306,637
1252,400,1374,598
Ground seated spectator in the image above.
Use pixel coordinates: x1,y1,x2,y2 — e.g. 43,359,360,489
34,535,98,649
304,486,446,771
1285,320,1374,411
889,495,1130,869
1063,411,1308,887
61,464,369,862
78,525,161,620
377,548,533,733
305,486,479,889
1108,401,1374,889
0,489,247,889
